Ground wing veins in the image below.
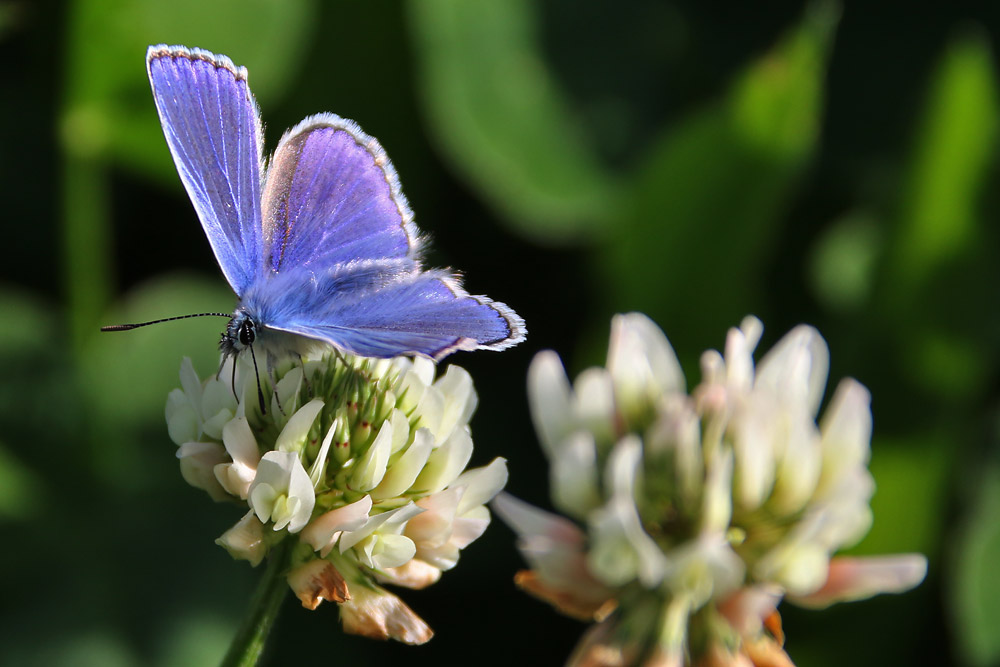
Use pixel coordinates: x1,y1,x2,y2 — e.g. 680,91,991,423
159,69,239,268
150,50,262,291
278,135,339,271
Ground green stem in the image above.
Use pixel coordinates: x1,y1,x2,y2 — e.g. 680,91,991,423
61,149,111,362
220,538,294,667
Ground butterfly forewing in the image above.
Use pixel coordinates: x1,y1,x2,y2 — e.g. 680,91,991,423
261,114,420,274
147,45,264,295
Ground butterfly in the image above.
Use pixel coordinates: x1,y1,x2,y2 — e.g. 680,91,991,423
105,45,524,374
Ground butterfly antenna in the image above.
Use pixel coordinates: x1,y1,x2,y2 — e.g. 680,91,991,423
247,343,267,415
101,313,231,331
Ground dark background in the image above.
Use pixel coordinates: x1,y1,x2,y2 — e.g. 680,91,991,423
2,1,999,665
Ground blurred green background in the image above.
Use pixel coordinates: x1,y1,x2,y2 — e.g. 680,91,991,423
2,0,999,664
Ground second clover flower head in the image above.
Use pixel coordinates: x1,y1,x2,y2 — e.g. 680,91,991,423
166,352,507,644
494,313,927,667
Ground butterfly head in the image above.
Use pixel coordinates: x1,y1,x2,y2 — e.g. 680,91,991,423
220,311,257,357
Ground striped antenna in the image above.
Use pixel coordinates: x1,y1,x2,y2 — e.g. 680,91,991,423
101,313,231,331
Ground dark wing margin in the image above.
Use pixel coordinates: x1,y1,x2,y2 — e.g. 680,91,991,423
147,44,264,295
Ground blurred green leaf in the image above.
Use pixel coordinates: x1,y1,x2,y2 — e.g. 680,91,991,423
2,630,135,667
949,462,1000,666
407,0,619,243
808,211,881,313
80,275,234,485
0,286,80,465
84,274,233,424
601,2,837,352
59,0,318,358
855,436,950,557
906,331,984,399
0,442,42,521
877,34,999,402
887,33,998,293
0,285,55,354
0,2,19,42
63,0,318,173
156,612,232,667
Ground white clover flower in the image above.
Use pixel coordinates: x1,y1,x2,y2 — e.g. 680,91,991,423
216,510,267,566
496,313,927,666
166,352,505,644
302,495,375,558
175,441,229,501
403,457,509,572
214,417,260,499
249,450,316,533
336,502,423,570
338,583,433,645
287,558,350,610
166,357,245,445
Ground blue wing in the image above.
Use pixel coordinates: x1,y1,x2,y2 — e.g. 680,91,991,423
147,45,264,295
242,261,525,360
260,113,421,274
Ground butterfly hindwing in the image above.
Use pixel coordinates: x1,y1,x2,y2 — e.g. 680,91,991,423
315,272,523,359
260,114,420,274
147,45,264,296
241,262,524,360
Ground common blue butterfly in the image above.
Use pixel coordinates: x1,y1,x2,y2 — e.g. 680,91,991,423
106,45,524,368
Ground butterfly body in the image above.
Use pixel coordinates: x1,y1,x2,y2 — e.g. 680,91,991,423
146,45,524,363
219,309,324,362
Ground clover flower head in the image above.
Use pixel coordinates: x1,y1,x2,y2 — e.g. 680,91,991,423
167,352,506,644
495,313,927,666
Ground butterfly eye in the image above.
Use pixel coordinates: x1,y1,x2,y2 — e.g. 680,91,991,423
239,320,256,346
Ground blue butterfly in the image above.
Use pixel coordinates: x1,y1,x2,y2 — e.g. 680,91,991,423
109,45,524,369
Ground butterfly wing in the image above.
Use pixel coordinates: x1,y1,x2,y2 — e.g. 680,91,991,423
249,112,524,359
260,113,420,273
147,45,264,295
242,261,525,360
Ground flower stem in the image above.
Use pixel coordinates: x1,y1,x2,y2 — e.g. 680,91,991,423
220,538,293,667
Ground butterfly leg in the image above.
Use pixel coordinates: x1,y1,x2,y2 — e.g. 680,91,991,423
215,354,241,402
243,345,267,415
293,352,313,398
328,346,353,373
264,353,287,416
